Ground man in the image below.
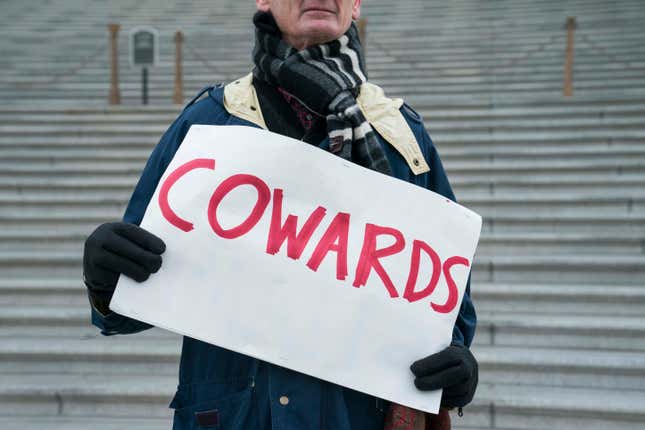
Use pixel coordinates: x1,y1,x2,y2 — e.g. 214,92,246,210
83,1,478,429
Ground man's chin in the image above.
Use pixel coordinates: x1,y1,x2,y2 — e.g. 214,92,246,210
297,20,344,45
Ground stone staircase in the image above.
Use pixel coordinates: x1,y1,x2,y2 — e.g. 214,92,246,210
1,0,645,429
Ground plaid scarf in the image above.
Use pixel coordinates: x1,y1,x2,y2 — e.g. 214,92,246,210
252,11,392,175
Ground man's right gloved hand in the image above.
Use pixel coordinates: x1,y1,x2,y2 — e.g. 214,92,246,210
83,222,166,302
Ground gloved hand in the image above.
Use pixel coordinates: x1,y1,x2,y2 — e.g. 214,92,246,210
410,342,478,408
83,222,166,302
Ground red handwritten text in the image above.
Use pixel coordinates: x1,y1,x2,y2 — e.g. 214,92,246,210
158,158,469,314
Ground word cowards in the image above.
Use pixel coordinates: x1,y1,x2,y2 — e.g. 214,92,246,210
158,158,469,314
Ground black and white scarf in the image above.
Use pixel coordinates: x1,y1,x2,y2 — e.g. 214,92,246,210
252,11,392,175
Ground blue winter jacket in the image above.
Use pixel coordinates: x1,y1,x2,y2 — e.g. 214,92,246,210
90,81,477,430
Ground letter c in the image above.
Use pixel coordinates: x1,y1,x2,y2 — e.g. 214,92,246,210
158,158,216,232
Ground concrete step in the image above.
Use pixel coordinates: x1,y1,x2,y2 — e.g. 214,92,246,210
466,195,645,216
453,176,645,196
2,211,643,235
474,345,645,391
2,192,644,214
4,145,645,167
0,355,644,429
0,230,88,252
473,283,645,316
0,336,181,376
5,65,644,86
2,245,644,283
3,149,645,171
3,77,645,96
477,232,645,255
0,101,643,118
1,161,643,181
1,375,643,429
3,180,645,201
461,384,645,430
3,173,644,198
3,227,642,256
472,255,645,285
3,275,644,316
2,95,644,114
0,129,645,149
483,213,645,234
0,304,172,338
0,111,645,129
2,338,643,392
2,302,644,350
0,373,175,418
0,417,172,430
3,87,645,104
0,278,88,306
475,313,645,352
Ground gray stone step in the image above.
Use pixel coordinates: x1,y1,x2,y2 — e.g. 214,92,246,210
2,192,643,212
2,211,642,235
453,176,645,196
0,304,172,338
0,417,172,430
0,278,88,306
2,173,640,207
3,227,641,256
0,336,181,376
3,65,643,86
461,384,645,430
3,87,644,103
0,373,175,418
2,338,644,391
3,276,644,316
2,302,644,350
0,101,642,117
1,362,644,429
4,145,645,167
0,122,633,142
474,345,645,391
467,195,645,216
2,245,644,283
2,177,645,199
475,313,645,352
473,283,645,316
3,173,644,197
1,375,644,429
3,137,644,158
0,83,586,95
472,255,645,285
483,213,645,234
6,149,645,171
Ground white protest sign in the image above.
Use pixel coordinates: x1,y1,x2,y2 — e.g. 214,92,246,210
110,125,481,414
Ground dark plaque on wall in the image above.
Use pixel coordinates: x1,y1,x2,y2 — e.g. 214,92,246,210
130,27,158,67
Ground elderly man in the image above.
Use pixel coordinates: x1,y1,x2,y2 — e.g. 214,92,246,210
83,1,478,429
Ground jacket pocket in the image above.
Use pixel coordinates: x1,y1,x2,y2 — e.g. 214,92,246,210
170,379,253,430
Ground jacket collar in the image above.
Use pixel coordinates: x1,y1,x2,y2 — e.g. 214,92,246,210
223,73,430,175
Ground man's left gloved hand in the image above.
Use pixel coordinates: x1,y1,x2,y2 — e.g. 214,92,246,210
410,342,478,408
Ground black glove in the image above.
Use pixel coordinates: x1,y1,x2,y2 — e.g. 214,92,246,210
83,222,166,302
410,342,478,408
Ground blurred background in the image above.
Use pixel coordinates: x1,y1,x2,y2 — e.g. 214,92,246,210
1,0,644,429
